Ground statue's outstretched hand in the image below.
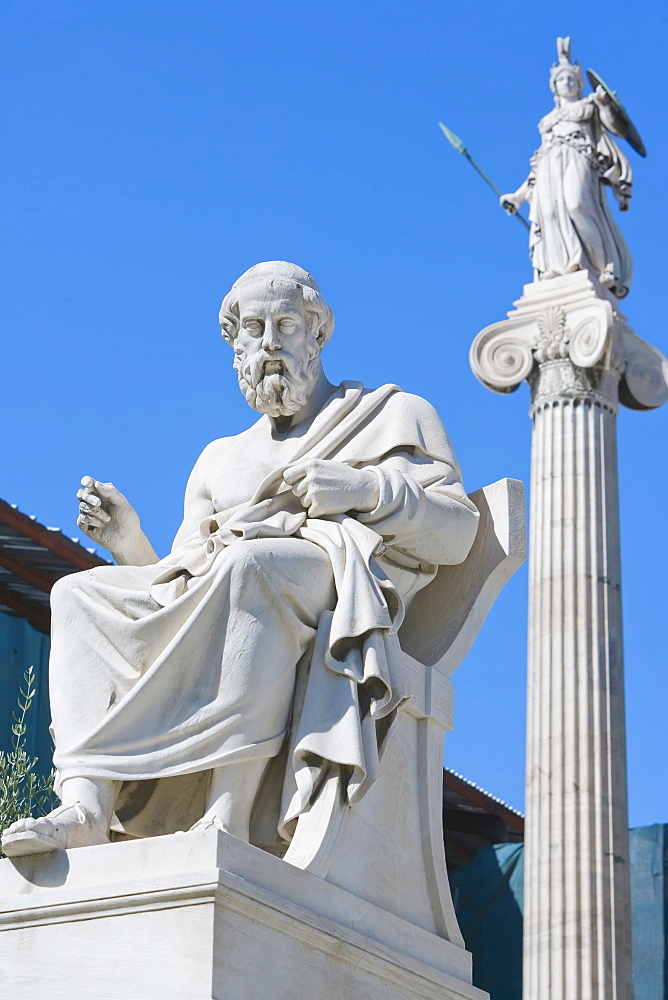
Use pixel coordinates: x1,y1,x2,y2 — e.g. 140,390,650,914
77,477,158,565
284,460,380,518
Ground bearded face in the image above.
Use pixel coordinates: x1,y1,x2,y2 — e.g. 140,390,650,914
232,284,323,418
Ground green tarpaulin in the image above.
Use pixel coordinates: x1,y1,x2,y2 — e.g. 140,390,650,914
450,827,668,1000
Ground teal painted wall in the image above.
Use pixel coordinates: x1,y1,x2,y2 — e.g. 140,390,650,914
630,824,668,1000
0,610,52,774
450,843,524,1000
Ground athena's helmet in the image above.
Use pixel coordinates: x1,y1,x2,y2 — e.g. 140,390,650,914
549,36,584,99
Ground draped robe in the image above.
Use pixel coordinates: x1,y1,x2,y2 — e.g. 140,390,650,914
49,382,479,840
528,95,633,297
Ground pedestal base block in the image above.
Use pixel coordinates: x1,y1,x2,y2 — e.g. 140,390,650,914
0,827,486,1000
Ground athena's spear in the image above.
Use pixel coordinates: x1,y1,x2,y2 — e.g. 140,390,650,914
438,122,531,231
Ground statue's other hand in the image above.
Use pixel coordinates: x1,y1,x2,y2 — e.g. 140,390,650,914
284,460,380,518
500,194,519,215
76,477,142,553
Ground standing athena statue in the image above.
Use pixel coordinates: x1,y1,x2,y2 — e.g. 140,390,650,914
501,37,639,299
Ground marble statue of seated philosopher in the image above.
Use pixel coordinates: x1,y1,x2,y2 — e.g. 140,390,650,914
1,261,479,858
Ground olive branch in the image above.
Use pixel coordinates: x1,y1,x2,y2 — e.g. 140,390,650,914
0,666,57,856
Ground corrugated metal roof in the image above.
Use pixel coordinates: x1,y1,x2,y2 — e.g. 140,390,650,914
443,767,524,871
0,499,110,633
444,768,524,820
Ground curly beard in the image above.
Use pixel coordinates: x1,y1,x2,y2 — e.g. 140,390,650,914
235,342,321,418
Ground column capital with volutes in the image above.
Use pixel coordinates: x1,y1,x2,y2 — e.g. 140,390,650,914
470,271,668,412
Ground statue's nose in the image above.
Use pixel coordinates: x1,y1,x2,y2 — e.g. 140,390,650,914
262,321,281,351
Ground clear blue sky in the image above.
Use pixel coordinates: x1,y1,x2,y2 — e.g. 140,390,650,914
1,0,665,825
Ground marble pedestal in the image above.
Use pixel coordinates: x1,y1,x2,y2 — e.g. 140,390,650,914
0,826,487,1000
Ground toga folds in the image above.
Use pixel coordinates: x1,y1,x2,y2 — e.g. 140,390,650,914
49,383,479,840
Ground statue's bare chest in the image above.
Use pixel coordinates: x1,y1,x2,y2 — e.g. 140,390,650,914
203,424,307,511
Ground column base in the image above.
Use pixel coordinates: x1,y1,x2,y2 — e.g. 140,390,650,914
0,826,487,1000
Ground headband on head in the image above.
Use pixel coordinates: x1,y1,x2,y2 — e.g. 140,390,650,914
228,261,322,295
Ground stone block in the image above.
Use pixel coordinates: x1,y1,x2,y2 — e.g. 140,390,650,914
0,825,487,1000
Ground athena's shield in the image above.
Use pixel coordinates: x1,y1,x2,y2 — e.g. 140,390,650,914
587,68,647,157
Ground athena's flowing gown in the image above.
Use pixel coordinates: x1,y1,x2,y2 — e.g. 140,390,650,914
528,96,633,298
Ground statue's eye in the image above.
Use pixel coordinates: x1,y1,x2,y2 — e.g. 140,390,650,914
279,318,296,332
243,319,263,335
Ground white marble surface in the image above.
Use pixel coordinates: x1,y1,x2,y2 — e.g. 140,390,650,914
470,271,667,410
525,363,631,1000
0,825,489,1000
283,479,524,947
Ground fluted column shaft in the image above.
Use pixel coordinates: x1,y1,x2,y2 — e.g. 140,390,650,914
523,359,632,1000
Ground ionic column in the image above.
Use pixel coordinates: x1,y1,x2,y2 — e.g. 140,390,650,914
470,271,668,1000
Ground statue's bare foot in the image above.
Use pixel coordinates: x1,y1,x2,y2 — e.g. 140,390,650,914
190,759,265,843
1,802,110,857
